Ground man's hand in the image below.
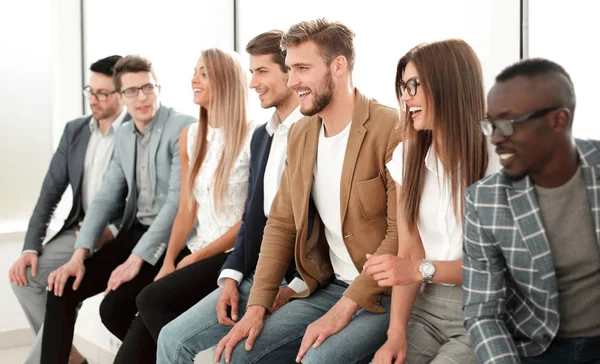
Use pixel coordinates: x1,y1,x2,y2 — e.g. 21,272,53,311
216,278,240,326
215,305,266,363
104,253,144,295
272,286,295,312
154,261,175,281
9,252,39,286
295,296,359,363
372,334,408,364
47,249,88,297
363,254,421,287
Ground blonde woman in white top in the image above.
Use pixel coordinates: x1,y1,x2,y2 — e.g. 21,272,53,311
364,39,501,364
113,48,255,364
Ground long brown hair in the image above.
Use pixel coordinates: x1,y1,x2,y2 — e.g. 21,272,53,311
187,48,248,212
396,39,488,232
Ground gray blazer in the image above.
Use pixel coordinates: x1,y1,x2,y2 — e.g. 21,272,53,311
74,104,195,265
462,138,600,363
23,114,131,254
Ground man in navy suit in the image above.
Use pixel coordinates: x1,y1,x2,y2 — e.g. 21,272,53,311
156,30,305,362
9,55,129,364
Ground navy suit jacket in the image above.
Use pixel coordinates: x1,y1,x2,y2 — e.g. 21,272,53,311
220,123,297,282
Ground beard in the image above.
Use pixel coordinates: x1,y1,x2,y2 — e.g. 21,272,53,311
300,70,335,117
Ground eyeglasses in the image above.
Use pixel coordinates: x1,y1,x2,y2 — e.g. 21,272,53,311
398,77,420,97
121,83,157,98
479,106,563,137
82,86,118,101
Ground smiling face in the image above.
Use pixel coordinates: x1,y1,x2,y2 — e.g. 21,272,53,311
400,61,433,131
487,75,566,180
191,57,214,109
285,41,335,116
249,54,294,110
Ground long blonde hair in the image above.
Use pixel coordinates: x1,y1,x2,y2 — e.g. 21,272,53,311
395,39,488,233
187,48,248,211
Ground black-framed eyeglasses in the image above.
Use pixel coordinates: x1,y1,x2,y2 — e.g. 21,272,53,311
82,86,118,102
479,106,563,137
121,83,157,98
398,77,420,97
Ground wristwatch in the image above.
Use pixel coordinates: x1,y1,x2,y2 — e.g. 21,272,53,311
419,259,435,283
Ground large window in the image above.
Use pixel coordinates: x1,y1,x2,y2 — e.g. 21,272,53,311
237,0,521,122
528,0,600,138
83,0,234,118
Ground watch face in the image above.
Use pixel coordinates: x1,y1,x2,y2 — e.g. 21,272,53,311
421,262,435,276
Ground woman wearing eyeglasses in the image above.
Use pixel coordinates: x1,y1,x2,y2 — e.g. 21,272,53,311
363,39,501,364
112,48,255,364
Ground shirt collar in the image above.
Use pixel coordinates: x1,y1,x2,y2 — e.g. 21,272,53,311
89,107,128,134
266,106,303,136
424,143,441,176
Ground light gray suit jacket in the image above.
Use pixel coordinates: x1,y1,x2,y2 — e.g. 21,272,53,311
463,138,600,363
74,104,195,265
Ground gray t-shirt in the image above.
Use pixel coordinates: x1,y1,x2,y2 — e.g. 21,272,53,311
535,168,600,337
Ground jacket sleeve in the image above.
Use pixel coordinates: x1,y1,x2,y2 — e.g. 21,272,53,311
23,123,72,253
462,189,520,364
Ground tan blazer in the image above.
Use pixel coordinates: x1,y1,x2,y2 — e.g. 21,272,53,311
248,89,401,313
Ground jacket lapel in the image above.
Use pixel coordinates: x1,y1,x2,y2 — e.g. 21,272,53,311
148,105,168,191
507,177,558,294
71,118,92,194
340,90,369,222
253,130,273,210
576,139,600,247
302,118,320,196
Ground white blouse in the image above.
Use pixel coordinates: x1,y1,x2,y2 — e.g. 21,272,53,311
186,122,255,252
386,140,501,261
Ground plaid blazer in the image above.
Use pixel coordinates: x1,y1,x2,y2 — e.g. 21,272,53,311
462,138,600,364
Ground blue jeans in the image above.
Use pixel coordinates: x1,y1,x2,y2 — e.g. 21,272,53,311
521,336,600,364
158,278,390,364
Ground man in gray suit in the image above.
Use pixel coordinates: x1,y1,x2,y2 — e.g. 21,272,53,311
39,55,196,364
9,55,128,364
463,58,600,364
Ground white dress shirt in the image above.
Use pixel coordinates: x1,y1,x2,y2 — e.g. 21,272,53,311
312,121,360,284
218,107,308,293
186,122,255,253
386,140,501,262
263,107,304,217
82,108,128,236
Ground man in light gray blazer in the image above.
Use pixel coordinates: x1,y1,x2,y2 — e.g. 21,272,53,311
9,55,128,364
463,58,600,364
39,55,195,364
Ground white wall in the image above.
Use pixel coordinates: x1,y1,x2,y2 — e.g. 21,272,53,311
237,0,521,123
0,1,54,233
0,0,82,335
528,0,600,139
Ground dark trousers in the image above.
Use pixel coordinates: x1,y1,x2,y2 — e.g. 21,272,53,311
113,250,228,364
521,336,600,364
41,223,163,364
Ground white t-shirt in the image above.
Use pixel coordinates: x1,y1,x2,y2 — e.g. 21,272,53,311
311,121,360,284
386,140,501,261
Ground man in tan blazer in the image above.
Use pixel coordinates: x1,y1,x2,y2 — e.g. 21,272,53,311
213,19,401,364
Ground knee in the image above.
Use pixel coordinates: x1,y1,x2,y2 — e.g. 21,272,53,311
135,283,159,315
99,294,120,330
157,321,180,360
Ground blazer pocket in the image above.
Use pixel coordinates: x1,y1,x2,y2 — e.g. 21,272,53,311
355,173,387,219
